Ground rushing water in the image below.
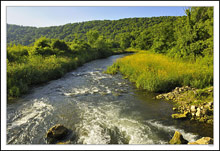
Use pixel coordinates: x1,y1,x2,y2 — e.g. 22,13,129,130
7,54,213,144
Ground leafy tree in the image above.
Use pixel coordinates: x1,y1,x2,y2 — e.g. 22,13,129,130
86,30,99,46
51,39,69,50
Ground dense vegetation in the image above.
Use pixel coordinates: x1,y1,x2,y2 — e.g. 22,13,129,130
7,16,178,46
7,7,213,98
7,31,120,99
106,7,213,92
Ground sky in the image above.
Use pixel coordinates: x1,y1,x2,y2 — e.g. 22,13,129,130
7,6,187,27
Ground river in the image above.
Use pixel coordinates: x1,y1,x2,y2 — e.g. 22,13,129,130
7,54,213,144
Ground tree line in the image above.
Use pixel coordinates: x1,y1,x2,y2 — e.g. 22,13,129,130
6,7,213,98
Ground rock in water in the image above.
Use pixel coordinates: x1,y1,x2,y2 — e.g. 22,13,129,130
188,137,213,144
56,140,71,144
171,111,189,119
172,113,187,119
46,124,69,144
169,131,188,144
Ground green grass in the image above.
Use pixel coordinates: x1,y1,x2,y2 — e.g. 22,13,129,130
105,51,213,93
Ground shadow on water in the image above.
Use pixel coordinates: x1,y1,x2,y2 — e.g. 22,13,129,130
7,54,213,144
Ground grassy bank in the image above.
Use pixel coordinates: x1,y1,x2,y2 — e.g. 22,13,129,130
7,37,135,100
105,51,213,93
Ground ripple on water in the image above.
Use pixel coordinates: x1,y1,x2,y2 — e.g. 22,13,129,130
7,98,54,144
73,101,197,144
7,54,206,144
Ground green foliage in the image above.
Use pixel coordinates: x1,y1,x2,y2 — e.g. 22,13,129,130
51,39,69,51
7,44,29,62
86,30,99,46
7,17,177,46
151,21,175,53
7,7,213,98
169,7,213,60
33,37,53,55
70,41,91,54
7,35,114,98
133,29,153,50
118,33,134,49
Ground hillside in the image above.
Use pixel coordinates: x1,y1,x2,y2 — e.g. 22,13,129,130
7,7,213,99
7,16,179,45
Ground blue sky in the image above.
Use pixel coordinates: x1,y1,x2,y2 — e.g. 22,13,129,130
7,7,187,27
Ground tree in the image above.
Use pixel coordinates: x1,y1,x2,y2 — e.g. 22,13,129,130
86,30,99,46
51,39,69,51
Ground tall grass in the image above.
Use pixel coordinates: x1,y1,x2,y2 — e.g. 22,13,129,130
7,55,78,97
106,51,213,92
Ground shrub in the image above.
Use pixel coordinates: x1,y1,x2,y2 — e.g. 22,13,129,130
7,45,29,62
51,39,69,51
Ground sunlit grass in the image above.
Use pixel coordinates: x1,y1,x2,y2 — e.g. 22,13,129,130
7,41,114,98
106,51,213,92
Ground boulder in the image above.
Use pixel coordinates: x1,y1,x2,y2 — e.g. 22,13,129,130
156,94,163,99
199,117,207,123
179,88,184,92
196,108,201,117
190,105,197,112
201,108,208,115
172,113,186,119
169,131,188,144
46,124,69,144
188,137,213,144
168,93,175,100
206,119,213,124
204,102,213,110
208,102,213,108
175,87,179,90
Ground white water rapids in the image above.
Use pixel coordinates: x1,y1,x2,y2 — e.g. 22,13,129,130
7,54,211,144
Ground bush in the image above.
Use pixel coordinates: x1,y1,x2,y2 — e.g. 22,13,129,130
7,45,29,62
33,37,52,55
51,39,69,51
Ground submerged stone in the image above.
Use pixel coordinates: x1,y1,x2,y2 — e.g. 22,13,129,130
169,131,188,144
56,140,71,144
46,124,69,144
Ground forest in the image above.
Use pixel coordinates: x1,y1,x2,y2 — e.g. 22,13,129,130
7,7,213,98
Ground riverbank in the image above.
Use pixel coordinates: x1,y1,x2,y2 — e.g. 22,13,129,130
105,51,213,124
7,40,136,101
7,53,213,144
105,51,213,92
156,86,213,124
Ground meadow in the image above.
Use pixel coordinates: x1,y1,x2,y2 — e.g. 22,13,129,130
105,51,213,93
